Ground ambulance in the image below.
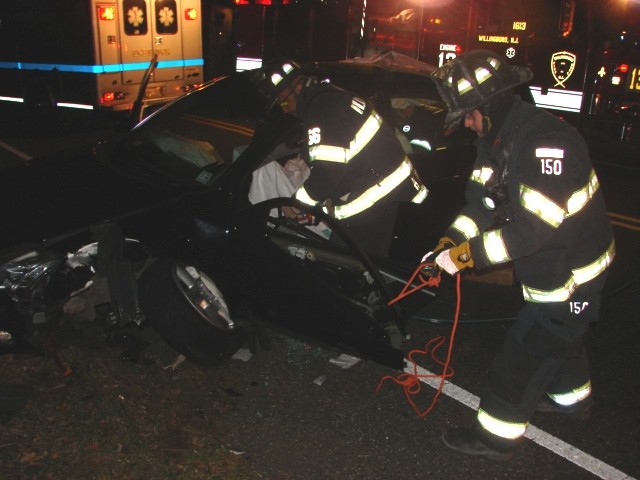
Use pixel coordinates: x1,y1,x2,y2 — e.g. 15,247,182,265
0,0,203,113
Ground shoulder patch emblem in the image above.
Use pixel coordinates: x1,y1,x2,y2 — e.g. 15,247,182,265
536,147,564,175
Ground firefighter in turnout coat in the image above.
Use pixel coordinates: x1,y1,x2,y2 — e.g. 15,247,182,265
427,50,615,459
252,59,427,257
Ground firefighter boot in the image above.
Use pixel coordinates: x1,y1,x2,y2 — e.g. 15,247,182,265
442,425,515,461
536,395,593,421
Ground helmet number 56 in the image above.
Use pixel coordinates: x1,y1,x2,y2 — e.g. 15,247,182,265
308,127,321,146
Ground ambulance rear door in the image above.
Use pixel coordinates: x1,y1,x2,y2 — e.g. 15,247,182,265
180,0,203,86
119,0,156,90
148,0,184,85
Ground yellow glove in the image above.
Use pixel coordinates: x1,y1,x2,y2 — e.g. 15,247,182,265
435,241,474,275
421,236,455,263
435,236,456,253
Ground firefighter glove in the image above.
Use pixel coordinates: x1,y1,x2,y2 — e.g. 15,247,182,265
421,236,455,263
435,241,474,276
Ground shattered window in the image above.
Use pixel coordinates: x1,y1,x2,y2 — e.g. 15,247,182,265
122,73,267,186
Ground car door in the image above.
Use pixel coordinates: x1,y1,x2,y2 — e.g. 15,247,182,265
224,196,411,369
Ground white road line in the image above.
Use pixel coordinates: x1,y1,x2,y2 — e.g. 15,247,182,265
608,212,640,232
0,140,32,161
610,219,640,232
608,212,640,225
408,363,636,480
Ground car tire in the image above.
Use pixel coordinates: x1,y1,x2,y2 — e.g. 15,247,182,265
137,258,245,365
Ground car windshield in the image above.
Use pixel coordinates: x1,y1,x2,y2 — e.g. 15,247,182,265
122,72,268,187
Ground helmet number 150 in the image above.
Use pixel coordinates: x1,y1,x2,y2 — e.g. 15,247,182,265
541,158,562,175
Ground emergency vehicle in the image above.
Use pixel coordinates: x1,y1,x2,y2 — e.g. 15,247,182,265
359,0,640,144
207,1,638,143
202,0,350,75
586,31,640,143
0,0,203,113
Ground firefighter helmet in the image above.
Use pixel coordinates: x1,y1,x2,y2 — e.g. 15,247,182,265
430,50,533,130
251,58,304,109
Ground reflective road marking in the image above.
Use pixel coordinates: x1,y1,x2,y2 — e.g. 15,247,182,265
408,363,636,480
0,140,32,161
609,212,640,232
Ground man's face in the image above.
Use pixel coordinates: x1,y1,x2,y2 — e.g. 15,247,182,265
464,109,485,137
277,78,302,114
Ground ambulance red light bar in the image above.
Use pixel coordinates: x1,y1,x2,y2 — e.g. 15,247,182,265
97,5,116,21
619,64,629,74
185,8,197,20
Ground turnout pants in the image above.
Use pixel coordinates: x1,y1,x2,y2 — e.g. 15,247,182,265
476,273,608,449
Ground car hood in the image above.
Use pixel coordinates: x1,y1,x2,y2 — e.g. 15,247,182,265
0,141,176,251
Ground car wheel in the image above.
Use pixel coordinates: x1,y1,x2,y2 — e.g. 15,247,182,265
137,258,245,365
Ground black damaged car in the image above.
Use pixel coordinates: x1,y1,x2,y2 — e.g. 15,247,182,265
0,60,478,369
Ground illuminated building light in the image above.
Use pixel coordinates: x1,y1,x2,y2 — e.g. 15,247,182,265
56,102,94,110
529,86,583,113
0,96,25,103
236,57,262,72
